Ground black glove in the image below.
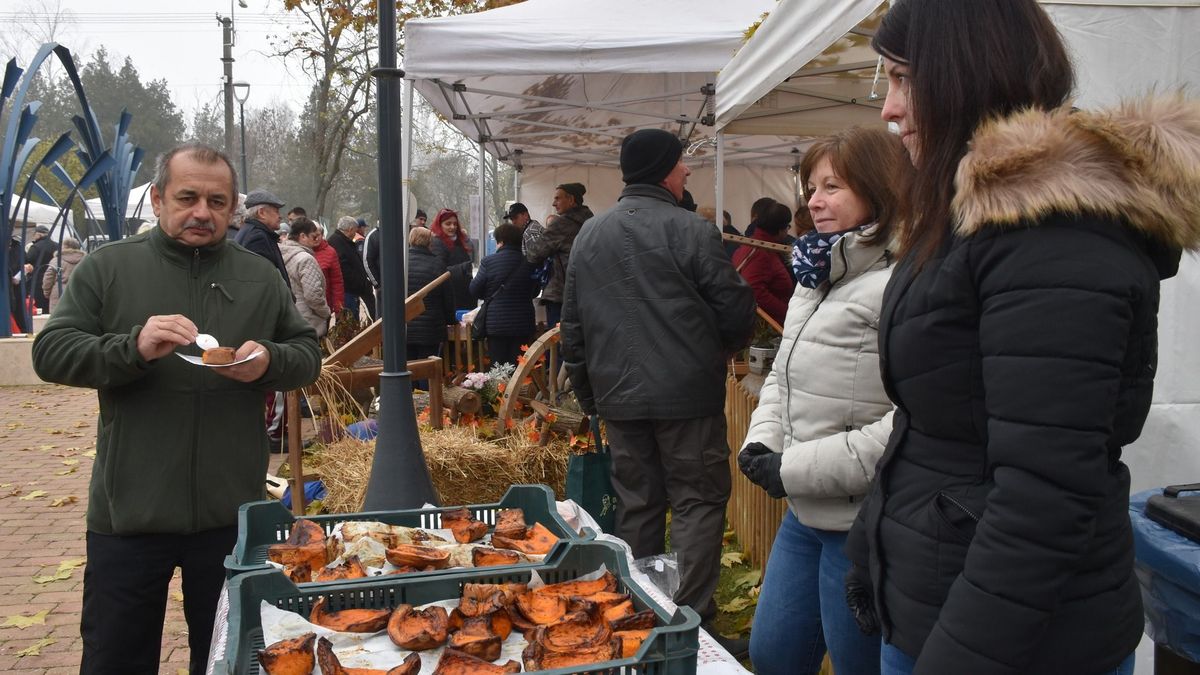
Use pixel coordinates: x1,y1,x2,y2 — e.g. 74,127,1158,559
737,442,786,498
845,563,880,635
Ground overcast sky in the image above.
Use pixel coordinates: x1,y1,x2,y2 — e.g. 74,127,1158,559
2,0,317,117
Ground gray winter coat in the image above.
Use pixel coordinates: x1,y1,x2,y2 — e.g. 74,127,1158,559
42,248,86,312
561,184,755,420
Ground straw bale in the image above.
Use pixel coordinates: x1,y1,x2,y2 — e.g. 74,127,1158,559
310,426,570,513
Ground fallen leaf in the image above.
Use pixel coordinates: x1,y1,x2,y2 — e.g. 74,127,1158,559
55,468,77,476
82,450,97,459
16,637,56,657
50,496,78,507
171,591,184,602
0,483,10,488
177,669,189,675
33,568,72,584
58,558,86,571
733,570,761,590
18,490,47,501
718,597,753,613
61,459,79,466
2,610,50,629
720,551,744,568
38,445,56,451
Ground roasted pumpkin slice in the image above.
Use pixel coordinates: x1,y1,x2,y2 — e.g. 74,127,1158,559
515,590,568,625
257,631,315,675
576,591,630,610
535,570,618,598
522,637,621,671
615,629,652,658
506,604,538,637
314,555,369,583
268,540,328,572
492,508,527,541
317,636,421,675
602,599,635,623
455,610,513,641
288,518,326,545
387,604,449,650
610,608,657,632
447,631,502,662
459,582,526,616
522,522,559,554
283,562,313,584
536,607,612,652
432,648,521,675
309,596,390,633
441,507,490,544
469,546,521,568
386,543,452,570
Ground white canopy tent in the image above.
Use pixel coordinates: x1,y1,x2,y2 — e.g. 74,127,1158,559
83,181,154,222
7,195,76,240
402,0,798,237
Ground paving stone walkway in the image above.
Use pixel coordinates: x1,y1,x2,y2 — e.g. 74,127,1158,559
0,384,191,674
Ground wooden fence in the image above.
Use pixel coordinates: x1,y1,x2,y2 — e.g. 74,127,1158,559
724,370,788,569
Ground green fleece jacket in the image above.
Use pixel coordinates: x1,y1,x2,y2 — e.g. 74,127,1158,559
32,227,321,535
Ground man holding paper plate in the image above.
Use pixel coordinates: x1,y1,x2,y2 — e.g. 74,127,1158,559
32,142,321,675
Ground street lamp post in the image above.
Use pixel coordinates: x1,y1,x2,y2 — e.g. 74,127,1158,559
233,81,250,193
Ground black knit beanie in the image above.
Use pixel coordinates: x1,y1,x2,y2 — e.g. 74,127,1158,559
621,129,683,185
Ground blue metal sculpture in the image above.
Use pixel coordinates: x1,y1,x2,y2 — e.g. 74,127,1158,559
0,44,144,336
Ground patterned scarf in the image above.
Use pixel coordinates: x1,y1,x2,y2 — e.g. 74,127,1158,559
791,224,871,288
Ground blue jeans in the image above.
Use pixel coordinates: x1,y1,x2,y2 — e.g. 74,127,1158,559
749,511,881,675
881,642,1135,674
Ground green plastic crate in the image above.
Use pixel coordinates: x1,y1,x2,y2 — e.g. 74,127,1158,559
225,484,590,585
211,539,699,674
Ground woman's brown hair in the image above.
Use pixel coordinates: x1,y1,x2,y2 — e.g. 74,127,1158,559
799,126,907,247
873,0,1074,262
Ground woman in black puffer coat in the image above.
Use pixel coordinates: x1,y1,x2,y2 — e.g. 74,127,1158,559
844,2,1200,675
406,227,455,366
470,223,539,367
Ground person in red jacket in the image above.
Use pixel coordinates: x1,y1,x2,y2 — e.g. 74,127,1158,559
311,224,344,316
732,202,795,325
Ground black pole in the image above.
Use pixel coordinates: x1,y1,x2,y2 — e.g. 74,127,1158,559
361,1,439,510
238,100,248,193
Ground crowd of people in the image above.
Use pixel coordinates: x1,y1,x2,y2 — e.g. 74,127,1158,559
17,0,1200,673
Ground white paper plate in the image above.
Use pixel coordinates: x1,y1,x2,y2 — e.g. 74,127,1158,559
176,349,264,368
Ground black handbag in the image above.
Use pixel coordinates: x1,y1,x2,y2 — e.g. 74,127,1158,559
1147,483,1200,543
471,261,523,341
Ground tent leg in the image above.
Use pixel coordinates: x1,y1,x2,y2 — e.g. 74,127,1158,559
715,131,726,231
478,139,487,259
401,79,414,297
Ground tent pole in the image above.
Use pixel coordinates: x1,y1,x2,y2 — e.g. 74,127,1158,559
478,139,487,259
402,78,414,296
715,131,726,233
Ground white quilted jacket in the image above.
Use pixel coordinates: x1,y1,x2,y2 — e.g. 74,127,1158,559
744,228,895,531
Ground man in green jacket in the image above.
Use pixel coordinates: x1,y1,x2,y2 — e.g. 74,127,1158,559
32,143,321,675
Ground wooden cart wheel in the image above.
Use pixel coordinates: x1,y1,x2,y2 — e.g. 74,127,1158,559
496,325,562,425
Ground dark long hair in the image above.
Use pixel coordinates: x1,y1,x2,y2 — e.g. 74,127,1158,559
873,0,1074,262
800,126,907,247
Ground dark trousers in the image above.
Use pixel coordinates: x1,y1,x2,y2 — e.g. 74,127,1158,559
487,334,531,368
543,300,562,328
81,526,237,675
407,343,441,391
604,413,731,622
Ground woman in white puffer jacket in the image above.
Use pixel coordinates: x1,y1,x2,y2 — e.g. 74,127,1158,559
738,126,906,675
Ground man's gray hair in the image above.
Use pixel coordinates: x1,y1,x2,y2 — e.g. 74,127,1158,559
62,237,81,250
153,143,238,199
336,216,359,232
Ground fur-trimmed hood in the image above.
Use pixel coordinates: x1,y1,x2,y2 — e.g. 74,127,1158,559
953,96,1200,256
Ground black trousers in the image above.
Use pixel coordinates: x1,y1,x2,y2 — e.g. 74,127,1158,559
604,414,731,622
486,334,532,368
81,526,237,675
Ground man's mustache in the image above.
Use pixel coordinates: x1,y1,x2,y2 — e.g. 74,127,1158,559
183,219,215,232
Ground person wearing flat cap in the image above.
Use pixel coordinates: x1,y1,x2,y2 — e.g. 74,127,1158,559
524,183,593,327
235,188,291,291
559,128,756,648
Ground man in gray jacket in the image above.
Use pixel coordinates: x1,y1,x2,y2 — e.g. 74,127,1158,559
561,129,755,636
